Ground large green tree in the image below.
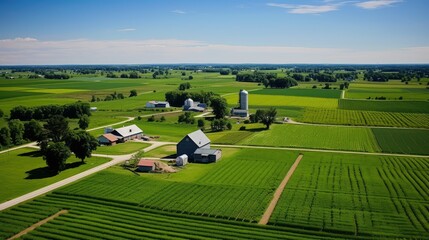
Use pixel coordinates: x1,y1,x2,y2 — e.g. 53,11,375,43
66,130,98,163
8,119,24,145
210,96,229,119
43,142,71,173
0,127,11,147
44,115,69,142
24,119,44,141
78,114,90,130
259,108,277,129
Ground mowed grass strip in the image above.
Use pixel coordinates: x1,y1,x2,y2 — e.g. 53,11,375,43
93,141,151,155
224,94,339,109
339,99,429,113
372,128,429,155
253,88,342,99
240,124,381,152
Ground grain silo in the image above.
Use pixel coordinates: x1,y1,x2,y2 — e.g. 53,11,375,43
184,98,194,110
239,89,248,110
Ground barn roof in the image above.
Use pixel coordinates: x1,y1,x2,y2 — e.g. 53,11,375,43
101,133,119,142
138,159,155,167
194,148,220,155
186,130,210,147
113,124,143,138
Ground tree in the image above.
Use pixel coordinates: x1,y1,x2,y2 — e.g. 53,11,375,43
259,108,277,129
0,109,3,118
226,122,232,130
43,142,71,173
44,115,69,142
8,119,24,145
188,75,193,80
210,96,228,119
24,119,44,141
129,89,137,97
197,119,205,130
66,130,98,163
91,95,96,102
78,114,90,130
0,127,11,147
262,79,269,88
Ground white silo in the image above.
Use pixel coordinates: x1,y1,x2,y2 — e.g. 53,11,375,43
239,90,248,110
184,98,194,110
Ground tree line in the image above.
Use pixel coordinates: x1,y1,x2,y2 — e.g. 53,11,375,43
10,102,91,121
165,91,217,107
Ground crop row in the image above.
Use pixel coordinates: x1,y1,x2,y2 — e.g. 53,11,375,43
0,193,339,240
338,99,429,114
270,153,429,238
300,108,429,128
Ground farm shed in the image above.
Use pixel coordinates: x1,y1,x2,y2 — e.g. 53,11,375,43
183,98,206,112
111,124,143,142
146,101,170,108
193,148,222,163
98,133,120,145
137,159,155,172
177,130,210,161
176,154,188,166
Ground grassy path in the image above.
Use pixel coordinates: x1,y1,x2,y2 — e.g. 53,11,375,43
258,154,303,225
7,210,68,240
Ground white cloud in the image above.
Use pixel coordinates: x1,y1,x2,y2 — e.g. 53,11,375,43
355,0,402,9
267,3,340,14
117,28,136,32
0,38,428,65
171,10,186,14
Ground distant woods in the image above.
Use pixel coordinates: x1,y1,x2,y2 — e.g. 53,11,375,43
236,72,298,88
10,102,91,121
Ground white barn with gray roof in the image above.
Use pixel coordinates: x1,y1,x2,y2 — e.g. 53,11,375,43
110,124,143,142
177,129,221,162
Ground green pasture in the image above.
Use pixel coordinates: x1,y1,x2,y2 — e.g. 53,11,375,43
225,94,339,109
372,128,429,155
346,87,429,100
0,148,109,203
143,144,176,158
253,88,341,99
271,152,429,238
239,124,381,152
339,99,429,113
94,141,151,155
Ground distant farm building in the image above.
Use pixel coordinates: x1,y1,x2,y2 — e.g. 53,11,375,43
90,107,98,111
98,124,143,145
183,98,206,112
145,101,170,108
137,159,155,172
176,154,188,166
177,129,221,163
231,89,249,117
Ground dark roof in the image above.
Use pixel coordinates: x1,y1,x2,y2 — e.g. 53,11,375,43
186,130,210,147
138,159,155,167
194,148,221,155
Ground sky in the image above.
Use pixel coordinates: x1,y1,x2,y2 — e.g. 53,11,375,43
0,0,428,65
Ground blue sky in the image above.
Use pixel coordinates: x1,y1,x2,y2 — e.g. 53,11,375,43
0,0,428,64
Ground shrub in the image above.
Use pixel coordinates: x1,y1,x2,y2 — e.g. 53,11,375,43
239,126,246,130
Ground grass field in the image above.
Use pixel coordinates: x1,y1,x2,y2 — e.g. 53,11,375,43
240,124,381,152
299,108,429,128
0,148,109,203
372,128,429,155
252,88,342,99
93,141,151,155
271,152,429,238
339,99,429,113
346,87,429,100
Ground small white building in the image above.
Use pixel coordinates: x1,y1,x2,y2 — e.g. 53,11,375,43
176,154,188,166
146,101,170,108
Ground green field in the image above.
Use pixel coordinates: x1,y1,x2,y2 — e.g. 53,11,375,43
271,152,429,238
240,124,381,152
346,86,429,100
299,108,429,128
0,148,109,203
339,99,429,113
372,128,429,155
94,141,151,155
253,88,342,99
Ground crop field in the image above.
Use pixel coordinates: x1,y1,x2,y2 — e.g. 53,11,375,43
270,152,429,238
224,94,339,109
372,128,429,155
299,108,429,128
253,88,342,99
0,148,109,203
345,87,429,100
339,99,429,113
239,124,381,152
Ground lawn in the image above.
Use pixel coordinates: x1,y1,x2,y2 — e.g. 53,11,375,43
93,141,151,155
0,148,109,203
372,128,429,155
271,152,429,238
239,124,381,152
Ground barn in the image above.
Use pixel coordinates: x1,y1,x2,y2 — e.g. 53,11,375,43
146,101,170,108
98,133,120,145
177,130,210,161
193,148,222,163
137,159,155,172
110,124,143,142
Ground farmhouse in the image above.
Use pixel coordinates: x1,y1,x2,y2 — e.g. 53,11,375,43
177,129,221,162
97,133,120,145
145,101,170,108
137,159,155,172
98,124,143,144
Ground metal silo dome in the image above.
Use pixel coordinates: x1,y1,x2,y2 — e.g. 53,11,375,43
239,89,248,110
184,98,194,107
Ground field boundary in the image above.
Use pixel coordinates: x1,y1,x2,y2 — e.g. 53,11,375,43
7,209,68,240
259,154,304,225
